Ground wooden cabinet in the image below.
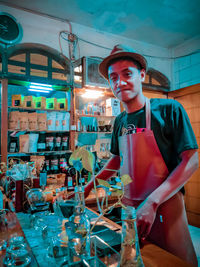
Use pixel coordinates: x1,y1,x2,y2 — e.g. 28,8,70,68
168,83,200,227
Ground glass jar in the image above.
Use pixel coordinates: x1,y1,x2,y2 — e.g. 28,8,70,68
120,206,144,267
3,235,31,267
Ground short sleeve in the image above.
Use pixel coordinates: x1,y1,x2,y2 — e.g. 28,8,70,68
171,101,198,155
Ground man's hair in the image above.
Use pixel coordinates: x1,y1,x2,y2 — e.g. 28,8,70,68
107,56,142,72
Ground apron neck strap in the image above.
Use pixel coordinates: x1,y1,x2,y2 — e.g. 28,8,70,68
145,97,151,130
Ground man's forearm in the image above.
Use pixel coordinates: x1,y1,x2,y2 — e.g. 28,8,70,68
147,149,199,208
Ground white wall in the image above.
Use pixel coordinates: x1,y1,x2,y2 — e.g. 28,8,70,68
1,4,200,91
171,37,200,90
0,4,172,86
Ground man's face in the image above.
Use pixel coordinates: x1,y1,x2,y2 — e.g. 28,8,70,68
108,59,145,103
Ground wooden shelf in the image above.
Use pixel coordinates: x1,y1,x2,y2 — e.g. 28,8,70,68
77,114,115,118
8,106,70,112
7,150,72,156
76,131,112,134
8,129,70,133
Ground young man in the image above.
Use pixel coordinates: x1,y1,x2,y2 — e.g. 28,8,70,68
84,44,199,266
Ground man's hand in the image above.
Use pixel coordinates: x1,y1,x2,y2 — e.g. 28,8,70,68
136,199,158,241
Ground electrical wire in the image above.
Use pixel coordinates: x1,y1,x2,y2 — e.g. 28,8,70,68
59,30,200,61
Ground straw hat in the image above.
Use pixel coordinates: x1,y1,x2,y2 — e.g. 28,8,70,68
99,44,147,80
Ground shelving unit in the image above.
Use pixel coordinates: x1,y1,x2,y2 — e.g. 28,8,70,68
8,106,71,112
77,114,115,118
8,130,70,133
76,131,112,134
0,43,73,164
7,150,71,156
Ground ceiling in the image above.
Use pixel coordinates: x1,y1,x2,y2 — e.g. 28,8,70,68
1,0,200,48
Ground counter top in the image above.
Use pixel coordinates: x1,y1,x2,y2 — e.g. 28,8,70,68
0,209,194,267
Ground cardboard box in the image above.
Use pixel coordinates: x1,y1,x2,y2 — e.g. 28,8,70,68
46,98,57,109
106,98,121,116
35,96,46,109
56,98,68,110
23,96,36,108
12,95,24,107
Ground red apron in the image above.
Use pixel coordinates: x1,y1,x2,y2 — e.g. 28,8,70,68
118,98,198,266
119,98,169,205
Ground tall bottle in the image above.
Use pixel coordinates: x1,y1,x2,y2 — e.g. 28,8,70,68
66,186,90,263
39,162,47,190
120,206,144,267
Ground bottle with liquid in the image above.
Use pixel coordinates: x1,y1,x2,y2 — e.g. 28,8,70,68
66,186,90,263
120,206,144,267
39,162,47,190
64,167,76,191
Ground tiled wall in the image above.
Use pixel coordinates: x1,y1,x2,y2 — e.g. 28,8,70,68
173,51,200,90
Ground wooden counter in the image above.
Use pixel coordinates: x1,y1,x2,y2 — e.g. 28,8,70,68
0,210,194,267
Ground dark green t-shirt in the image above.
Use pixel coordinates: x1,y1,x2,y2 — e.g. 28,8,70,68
111,98,198,173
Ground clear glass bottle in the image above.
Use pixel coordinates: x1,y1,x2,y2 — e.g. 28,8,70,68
120,206,144,267
66,185,90,263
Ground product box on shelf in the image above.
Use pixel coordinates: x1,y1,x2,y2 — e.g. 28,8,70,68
12,95,24,107
106,98,121,116
23,96,36,108
35,96,46,109
19,112,29,130
8,111,20,130
28,112,38,130
46,98,57,109
37,112,47,131
56,98,68,110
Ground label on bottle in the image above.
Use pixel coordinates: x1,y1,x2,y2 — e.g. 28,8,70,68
79,177,85,184
40,172,47,187
67,176,73,187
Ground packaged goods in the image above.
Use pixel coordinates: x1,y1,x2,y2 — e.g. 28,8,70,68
62,112,70,131
12,95,24,107
19,134,29,153
55,112,63,131
60,156,67,172
8,137,18,153
28,112,38,130
56,98,68,110
55,133,62,151
8,111,19,130
61,134,69,151
35,96,46,109
106,98,121,116
37,112,47,131
50,155,59,174
46,98,57,109
37,133,46,152
30,155,45,176
46,133,55,151
29,133,39,153
47,112,56,131
19,112,28,130
23,96,36,108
